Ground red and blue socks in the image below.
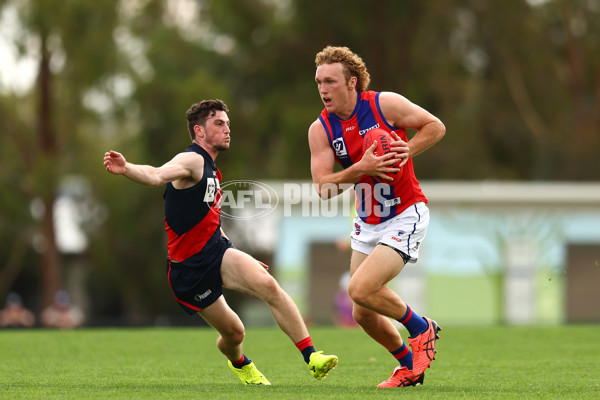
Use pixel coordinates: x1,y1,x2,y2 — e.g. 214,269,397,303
390,305,428,370
295,337,316,364
390,342,413,370
230,354,252,369
397,305,429,338
234,337,317,368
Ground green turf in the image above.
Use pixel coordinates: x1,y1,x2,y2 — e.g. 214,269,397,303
1,325,599,399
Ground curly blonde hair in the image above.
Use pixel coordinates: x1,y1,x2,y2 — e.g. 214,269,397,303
315,46,371,92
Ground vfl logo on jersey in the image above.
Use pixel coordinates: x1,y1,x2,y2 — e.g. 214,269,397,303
332,137,348,157
204,177,220,203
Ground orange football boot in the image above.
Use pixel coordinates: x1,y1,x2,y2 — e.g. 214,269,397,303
409,317,441,375
377,366,424,388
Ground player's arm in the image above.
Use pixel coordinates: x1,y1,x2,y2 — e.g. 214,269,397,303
103,150,203,187
308,120,398,199
379,92,445,159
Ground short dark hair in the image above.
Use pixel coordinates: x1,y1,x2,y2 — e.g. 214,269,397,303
186,99,229,140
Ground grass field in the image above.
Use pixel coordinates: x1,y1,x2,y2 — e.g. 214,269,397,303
1,324,599,399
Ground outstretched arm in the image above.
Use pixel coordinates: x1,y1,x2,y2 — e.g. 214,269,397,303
103,150,203,187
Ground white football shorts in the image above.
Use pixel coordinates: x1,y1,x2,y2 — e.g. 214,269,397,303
350,201,430,263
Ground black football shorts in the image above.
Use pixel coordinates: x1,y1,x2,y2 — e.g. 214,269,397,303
165,235,233,314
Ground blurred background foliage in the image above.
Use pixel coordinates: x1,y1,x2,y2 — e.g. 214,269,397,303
0,0,598,324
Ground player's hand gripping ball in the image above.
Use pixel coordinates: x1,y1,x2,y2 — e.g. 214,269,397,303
362,128,403,184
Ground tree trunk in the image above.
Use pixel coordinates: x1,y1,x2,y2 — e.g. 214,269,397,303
38,32,61,309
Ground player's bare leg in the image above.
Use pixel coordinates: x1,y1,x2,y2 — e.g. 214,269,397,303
352,302,405,351
349,247,428,387
220,248,337,379
348,246,408,320
200,296,271,385
199,296,245,361
348,249,406,349
221,248,310,343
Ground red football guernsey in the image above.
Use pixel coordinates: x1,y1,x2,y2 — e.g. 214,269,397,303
318,91,428,224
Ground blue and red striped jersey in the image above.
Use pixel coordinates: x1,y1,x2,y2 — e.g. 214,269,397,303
318,91,427,224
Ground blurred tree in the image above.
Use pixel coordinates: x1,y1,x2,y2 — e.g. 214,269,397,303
1,0,598,324
409,0,600,180
0,0,121,309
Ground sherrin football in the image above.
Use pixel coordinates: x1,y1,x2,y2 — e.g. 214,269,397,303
362,128,403,184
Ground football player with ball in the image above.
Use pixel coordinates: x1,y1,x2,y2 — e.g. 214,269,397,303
308,46,445,388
